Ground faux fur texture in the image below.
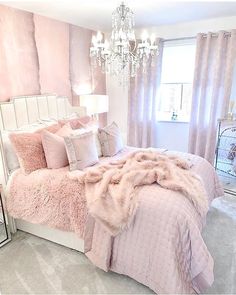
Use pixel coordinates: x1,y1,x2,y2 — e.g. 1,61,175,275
6,167,87,237
70,150,209,236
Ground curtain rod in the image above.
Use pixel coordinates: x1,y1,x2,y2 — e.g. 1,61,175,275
163,31,232,43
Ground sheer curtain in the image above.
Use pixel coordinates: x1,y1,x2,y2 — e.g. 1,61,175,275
188,30,236,164
127,38,163,147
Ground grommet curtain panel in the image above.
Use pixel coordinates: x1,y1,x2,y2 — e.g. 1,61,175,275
188,30,236,164
128,38,163,148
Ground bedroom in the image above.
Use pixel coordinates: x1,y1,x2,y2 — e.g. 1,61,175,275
0,0,235,294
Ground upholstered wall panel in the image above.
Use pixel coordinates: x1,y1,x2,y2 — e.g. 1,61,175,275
34,15,72,101
0,6,40,101
0,4,106,111
69,25,93,104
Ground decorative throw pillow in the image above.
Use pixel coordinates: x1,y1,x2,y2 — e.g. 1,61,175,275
64,131,98,171
36,123,61,134
9,133,47,174
59,116,92,130
98,122,123,156
41,124,73,169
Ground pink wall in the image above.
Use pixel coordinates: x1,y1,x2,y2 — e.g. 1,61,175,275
0,5,106,104
0,6,40,101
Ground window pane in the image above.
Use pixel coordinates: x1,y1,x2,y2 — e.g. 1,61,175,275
181,84,193,117
158,84,181,112
161,44,196,84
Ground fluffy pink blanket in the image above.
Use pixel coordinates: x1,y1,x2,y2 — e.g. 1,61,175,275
70,150,209,236
6,166,87,237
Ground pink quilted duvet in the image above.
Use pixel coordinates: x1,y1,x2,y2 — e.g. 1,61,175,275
6,147,223,293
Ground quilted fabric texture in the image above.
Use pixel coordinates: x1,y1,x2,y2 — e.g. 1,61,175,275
98,122,123,156
9,132,47,174
64,131,98,170
84,150,224,294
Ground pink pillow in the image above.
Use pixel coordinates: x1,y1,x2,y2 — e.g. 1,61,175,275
36,123,61,134
59,116,93,130
64,131,98,170
41,124,73,169
9,133,47,174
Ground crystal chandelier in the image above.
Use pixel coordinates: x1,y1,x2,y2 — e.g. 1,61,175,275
90,2,158,83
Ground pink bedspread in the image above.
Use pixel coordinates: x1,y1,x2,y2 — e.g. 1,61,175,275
6,147,223,293
84,150,224,294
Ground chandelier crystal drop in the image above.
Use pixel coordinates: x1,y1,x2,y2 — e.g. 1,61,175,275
90,2,159,84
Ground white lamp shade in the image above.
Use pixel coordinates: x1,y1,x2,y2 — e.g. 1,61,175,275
79,95,109,115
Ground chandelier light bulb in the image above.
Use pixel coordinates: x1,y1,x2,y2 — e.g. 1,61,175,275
150,34,156,45
92,35,97,46
141,30,148,42
97,31,103,42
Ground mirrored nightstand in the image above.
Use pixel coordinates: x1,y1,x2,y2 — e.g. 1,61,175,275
0,185,11,247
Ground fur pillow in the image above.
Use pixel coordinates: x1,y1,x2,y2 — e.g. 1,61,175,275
9,133,47,174
64,131,98,171
98,122,123,156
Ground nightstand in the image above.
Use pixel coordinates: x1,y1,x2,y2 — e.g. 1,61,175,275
0,185,11,247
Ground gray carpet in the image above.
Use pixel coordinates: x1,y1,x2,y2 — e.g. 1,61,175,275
0,195,236,294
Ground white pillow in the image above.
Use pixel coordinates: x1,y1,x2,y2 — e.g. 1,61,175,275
73,126,102,157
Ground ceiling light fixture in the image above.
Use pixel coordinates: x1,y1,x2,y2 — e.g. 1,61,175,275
90,2,158,84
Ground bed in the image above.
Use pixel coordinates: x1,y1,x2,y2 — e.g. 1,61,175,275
0,94,86,251
1,95,224,293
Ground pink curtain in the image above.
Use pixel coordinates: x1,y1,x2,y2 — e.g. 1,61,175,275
128,39,163,147
188,30,236,164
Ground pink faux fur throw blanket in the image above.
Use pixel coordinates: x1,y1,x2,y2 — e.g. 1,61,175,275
70,150,209,236
6,167,87,237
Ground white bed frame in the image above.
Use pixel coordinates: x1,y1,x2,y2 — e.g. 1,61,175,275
0,94,86,252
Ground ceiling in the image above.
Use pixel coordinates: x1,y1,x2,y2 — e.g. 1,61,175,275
1,0,236,32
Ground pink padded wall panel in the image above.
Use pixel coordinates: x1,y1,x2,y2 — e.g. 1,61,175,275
69,25,93,104
34,15,72,101
0,6,40,101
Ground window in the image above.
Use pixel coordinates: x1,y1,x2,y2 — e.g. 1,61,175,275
157,40,196,122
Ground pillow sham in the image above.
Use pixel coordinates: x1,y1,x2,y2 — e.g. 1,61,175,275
9,133,47,174
98,122,123,156
41,124,73,169
64,131,98,171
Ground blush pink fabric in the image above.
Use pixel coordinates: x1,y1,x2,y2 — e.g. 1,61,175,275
72,150,208,236
83,149,224,294
34,14,72,101
64,131,98,170
0,6,40,101
59,116,93,129
42,124,73,169
9,132,47,174
7,166,86,237
36,123,61,134
69,25,93,103
6,147,224,293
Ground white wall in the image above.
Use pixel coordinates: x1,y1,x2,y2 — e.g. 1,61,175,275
106,15,236,152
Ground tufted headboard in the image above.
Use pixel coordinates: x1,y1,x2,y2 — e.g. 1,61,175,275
0,94,86,183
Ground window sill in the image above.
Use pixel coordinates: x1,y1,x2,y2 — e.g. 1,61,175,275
157,119,189,124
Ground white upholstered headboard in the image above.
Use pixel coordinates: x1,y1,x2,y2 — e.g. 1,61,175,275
0,94,86,184
0,94,85,130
